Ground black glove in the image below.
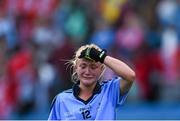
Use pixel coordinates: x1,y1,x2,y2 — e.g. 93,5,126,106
78,47,107,63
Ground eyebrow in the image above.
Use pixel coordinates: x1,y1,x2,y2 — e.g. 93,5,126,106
79,61,99,66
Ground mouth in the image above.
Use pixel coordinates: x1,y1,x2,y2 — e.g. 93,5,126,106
82,76,94,80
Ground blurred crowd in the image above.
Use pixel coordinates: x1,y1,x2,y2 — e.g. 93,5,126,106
0,0,180,119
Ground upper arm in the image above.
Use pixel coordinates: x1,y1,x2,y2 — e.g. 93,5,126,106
120,78,133,95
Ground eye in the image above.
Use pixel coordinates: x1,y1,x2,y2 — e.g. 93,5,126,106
91,65,98,69
79,64,86,69
81,66,86,69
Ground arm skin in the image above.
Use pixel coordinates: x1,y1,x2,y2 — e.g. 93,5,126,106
103,56,136,95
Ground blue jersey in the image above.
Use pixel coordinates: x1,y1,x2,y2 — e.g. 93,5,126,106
48,77,128,120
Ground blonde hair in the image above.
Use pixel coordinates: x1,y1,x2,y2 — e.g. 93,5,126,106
66,44,106,83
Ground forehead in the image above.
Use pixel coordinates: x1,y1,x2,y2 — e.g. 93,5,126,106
77,59,101,66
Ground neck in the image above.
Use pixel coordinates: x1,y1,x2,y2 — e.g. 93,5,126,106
79,82,97,101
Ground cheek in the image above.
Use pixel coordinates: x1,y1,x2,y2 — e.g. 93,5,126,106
93,69,102,76
76,67,83,76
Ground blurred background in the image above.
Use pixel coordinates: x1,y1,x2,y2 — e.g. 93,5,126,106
0,0,180,119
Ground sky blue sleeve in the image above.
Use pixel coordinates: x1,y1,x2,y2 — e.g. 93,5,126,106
107,77,128,106
48,95,61,120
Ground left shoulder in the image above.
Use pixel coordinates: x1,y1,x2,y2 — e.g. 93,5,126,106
101,76,121,83
100,76,121,86
110,76,121,81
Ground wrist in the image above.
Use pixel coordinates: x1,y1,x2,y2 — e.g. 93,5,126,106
99,49,107,63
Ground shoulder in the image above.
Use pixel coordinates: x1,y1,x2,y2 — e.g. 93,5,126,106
52,89,73,102
56,89,73,98
100,77,122,90
62,89,73,93
50,89,73,108
101,76,121,85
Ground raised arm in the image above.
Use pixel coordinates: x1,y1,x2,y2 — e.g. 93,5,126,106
104,56,136,95
78,47,136,95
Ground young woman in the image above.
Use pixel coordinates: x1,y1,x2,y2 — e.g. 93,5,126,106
48,44,136,120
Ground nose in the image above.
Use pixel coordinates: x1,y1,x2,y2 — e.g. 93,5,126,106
84,67,91,74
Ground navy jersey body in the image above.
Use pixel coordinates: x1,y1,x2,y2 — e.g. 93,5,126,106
48,77,128,120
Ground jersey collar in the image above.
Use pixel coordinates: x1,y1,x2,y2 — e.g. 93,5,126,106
72,81,101,104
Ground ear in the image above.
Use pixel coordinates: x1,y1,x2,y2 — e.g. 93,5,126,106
98,65,106,80
100,64,105,73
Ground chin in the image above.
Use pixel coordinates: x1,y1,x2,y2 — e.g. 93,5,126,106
82,79,96,86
